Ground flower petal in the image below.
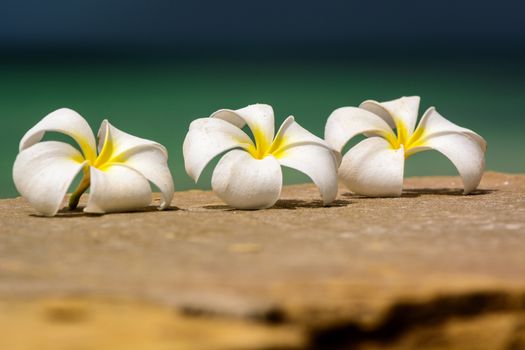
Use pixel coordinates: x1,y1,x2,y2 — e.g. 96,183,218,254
84,165,152,214
272,116,330,150
276,143,339,204
94,121,175,208
413,133,485,194
273,116,342,167
211,104,275,151
211,150,282,209
121,148,175,210
406,108,486,194
324,107,396,152
360,96,420,137
13,141,87,216
19,108,97,162
339,137,405,197
96,120,167,160
412,107,487,152
183,118,254,182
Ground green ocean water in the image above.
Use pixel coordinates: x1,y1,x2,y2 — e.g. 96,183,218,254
1,58,523,198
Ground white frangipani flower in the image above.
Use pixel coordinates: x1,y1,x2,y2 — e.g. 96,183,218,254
183,104,340,209
13,108,174,216
325,96,487,197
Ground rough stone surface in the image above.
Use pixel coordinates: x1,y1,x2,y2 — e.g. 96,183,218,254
0,172,524,349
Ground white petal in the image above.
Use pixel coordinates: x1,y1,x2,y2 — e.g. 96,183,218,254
13,141,87,216
84,165,152,214
324,107,396,152
276,144,339,204
405,108,486,194
360,96,420,136
211,150,282,209
121,147,174,210
415,134,485,194
19,108,97,162
273,116,330,150
414,107,487,151
95,121,174,209
339,137,405,197
96,120,168,158
211,104,275,149
183,118,254,181
274,116,342,167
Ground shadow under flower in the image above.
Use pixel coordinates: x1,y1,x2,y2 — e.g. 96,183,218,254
402,188,495,196
272,199,351,210
201,204,235,211
342,188,495,198
30,205,181,218
203,199,351,211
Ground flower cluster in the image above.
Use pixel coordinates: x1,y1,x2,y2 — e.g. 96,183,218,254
13,96,486,216
183,104,339,209
13,109,174,216
324,96,486,196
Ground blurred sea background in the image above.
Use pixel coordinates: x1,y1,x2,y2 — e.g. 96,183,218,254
1,0,524,198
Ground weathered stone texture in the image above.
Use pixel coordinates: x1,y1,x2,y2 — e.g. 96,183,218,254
0,172,524,349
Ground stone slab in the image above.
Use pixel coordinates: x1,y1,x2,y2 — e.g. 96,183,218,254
0,172,524,349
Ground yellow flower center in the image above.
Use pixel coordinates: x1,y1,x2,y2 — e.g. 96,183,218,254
385,119,426,159
69,129,122,209
246,126,288,160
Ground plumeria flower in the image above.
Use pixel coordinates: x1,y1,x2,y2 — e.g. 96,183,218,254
183,104,340,209
325,96,487,197
13,108,174,216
